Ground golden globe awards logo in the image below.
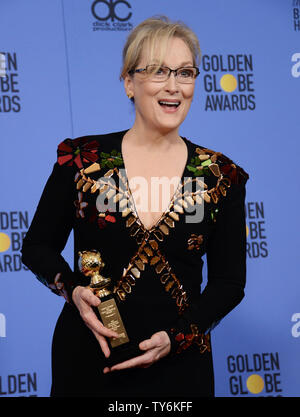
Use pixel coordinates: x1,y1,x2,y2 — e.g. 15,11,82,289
91,0,133,32
245,201,268,258
0,211,29,272
202,54,255,111
0,372,37,397
227,353,283,396
0,52,21,113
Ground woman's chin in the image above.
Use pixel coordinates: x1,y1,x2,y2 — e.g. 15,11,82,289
152,116,184,134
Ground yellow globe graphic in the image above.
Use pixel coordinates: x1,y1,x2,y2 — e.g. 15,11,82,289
246,224,249,237
220,74,237,92
0,232,11,252
247,374,264,394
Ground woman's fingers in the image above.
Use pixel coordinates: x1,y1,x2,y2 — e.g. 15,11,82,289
75,287,119,338
103,351,153,373
80,286,100,307
104,331,171,373
81,307,119,338
72,286,119,356
72,285,97,306
87,325,111,358
139,336,158,351
139,332,170,352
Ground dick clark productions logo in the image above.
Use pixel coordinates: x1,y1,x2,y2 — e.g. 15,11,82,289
91,0,133,31
91,0,132,21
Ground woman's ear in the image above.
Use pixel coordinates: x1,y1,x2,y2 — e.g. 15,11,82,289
124,74,134,100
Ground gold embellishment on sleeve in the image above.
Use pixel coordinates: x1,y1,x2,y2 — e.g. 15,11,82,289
187,234,203,251
48,273,71,303
170,325,211,354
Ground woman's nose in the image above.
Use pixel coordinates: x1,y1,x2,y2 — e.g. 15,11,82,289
164,72,179,93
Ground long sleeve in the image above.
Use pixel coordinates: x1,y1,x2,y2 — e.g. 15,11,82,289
21,157,85,302
166,178,248,354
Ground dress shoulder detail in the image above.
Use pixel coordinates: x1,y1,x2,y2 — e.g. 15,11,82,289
186,142,249,186
57,136,100,169
56,134,125,174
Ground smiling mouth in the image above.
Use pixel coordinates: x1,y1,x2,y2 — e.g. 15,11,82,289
158,100,181,108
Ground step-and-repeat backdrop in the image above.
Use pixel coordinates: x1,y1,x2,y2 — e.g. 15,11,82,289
1,0,299,397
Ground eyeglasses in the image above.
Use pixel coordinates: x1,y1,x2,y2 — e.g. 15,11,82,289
128,65,200,84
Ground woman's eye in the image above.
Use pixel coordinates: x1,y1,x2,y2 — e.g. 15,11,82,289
155,67,166,75
179,69,193,77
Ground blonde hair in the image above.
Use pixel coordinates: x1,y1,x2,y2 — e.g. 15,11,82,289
120,16,201,80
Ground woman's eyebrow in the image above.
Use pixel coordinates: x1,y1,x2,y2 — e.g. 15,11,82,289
160,61,194,67
147,60,194,67
177,61,194,66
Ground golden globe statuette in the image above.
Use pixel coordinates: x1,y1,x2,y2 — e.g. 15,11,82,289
78,250,138,367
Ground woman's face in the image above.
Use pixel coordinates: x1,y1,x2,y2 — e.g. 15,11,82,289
125,37,196,135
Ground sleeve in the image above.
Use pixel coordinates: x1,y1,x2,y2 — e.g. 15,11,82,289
21,148,86,303
165,176,248,354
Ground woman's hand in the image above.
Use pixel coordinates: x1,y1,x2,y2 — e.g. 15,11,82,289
103,331,171,374
72,286,119,358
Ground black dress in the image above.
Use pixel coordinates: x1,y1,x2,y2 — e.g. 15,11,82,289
21,130,249,397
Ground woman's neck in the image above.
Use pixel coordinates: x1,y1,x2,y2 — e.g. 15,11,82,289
125,122,181,151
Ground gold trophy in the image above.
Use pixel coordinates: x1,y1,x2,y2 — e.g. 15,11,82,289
78,250,139,366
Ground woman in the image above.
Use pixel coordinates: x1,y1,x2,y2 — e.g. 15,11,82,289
21,16,249,397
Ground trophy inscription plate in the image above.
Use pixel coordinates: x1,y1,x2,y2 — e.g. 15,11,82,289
98,298,129,348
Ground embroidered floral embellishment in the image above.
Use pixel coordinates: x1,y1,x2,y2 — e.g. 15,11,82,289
98,210,116,229
187,233,203,251
48,273,71,303
88,203,117,229
75,163,123,228
170,324,211,354
185,145,249,222
204,149,249,185
220,162,240,184
74,192,88,218
187,147,220,177
210,207,219,223
57,137,99,169
100,150,123,169
187,146,249,185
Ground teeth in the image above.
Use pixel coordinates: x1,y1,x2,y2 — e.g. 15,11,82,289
159,101,180,107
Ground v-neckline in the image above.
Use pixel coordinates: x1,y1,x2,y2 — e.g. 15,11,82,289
118,130,192,232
